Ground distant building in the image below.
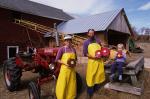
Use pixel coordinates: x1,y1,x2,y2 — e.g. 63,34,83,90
141,28,150,35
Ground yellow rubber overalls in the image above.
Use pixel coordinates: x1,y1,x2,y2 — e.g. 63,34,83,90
56,47,76,99
86,43,105,87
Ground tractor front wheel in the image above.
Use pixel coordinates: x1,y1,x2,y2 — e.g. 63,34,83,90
3,58,22,91
28,82,41,99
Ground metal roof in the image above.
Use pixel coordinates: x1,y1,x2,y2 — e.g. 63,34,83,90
57,9,123,34
0,0,73,21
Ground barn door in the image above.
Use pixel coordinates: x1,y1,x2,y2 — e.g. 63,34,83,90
7,46,19,59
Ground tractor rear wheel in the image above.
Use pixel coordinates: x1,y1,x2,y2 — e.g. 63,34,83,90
3,58,22,91
28,82,41,99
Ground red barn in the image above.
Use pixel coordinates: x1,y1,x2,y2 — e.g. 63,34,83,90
0,0,73,64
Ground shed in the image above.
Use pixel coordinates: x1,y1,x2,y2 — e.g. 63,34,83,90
57,9,134,56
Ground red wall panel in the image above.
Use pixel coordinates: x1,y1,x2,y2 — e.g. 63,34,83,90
0,8,62,64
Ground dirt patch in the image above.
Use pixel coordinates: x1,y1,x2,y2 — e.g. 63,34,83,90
77,67,150,99
0,71,39,99
136,42,150,58
1,65,150,99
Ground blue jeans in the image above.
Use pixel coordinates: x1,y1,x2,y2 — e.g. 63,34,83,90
87,84,100,96
111,62,125,75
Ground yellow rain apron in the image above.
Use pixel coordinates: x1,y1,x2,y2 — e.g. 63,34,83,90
86,43,105,87
56,47,76,99
109,49,117,60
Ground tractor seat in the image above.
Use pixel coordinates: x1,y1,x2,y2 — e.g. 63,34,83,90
18,52,32,59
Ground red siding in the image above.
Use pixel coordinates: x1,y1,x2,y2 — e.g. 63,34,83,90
0,8,62,64
22,13,62,27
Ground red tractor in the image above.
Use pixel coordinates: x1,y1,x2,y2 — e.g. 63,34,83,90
3,47,83,99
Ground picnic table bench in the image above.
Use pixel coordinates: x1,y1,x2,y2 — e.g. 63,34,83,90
105,56,144,85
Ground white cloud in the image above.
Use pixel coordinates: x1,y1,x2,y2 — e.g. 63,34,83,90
30,0,96,14
89,0,115,15
30,0,115,14
138,2,150,11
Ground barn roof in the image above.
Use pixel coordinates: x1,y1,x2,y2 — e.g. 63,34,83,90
0,0,73,21
57,9,132,35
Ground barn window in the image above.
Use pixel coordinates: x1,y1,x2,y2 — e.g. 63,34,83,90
7,46,19,59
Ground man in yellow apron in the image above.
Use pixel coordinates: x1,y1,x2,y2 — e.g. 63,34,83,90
55,35,77,99
83,29,105,98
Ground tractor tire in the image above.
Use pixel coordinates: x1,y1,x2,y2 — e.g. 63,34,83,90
3,58,22,91
28,82,41,99
76,72,83,94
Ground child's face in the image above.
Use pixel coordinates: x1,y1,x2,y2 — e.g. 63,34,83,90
117,44,124,51
118,48,123,51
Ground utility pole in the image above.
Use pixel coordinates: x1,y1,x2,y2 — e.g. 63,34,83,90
54,23,59,47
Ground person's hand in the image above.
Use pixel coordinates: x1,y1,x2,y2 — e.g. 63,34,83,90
65,63,69,66
104,60,109,64
89,55,99,60
62,62,69,66
94,56,100,59
58,60,69,66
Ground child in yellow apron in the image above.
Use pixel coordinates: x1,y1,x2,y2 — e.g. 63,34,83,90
55,35,77,99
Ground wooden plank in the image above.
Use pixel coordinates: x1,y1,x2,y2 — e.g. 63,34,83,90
74,35,87,40
126,56,144,69
14,19,55,34
104,82,143,95
105,68,136,75
130,75,138,85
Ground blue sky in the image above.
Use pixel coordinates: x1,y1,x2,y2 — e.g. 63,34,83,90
114,0,150,29
30,0,150,29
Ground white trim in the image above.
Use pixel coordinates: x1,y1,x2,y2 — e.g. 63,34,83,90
7,46,19,59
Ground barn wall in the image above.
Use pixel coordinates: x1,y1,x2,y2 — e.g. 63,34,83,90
0,8,63,64
0,7,62,27
0,42,27,64
95,32,108,45
21,13,62,27
108,11,130,34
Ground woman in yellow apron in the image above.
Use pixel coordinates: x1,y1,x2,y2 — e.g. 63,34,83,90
83,29,105,98
55,35,77,99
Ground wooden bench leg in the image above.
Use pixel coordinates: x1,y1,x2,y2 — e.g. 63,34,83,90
140,65,144,71
130,75,138,86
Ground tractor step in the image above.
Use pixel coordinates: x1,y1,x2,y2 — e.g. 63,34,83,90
104,82,143,95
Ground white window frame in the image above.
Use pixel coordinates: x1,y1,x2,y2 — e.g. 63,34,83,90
7,46,19,59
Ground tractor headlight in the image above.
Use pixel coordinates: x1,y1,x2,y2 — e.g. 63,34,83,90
49,63,55,70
